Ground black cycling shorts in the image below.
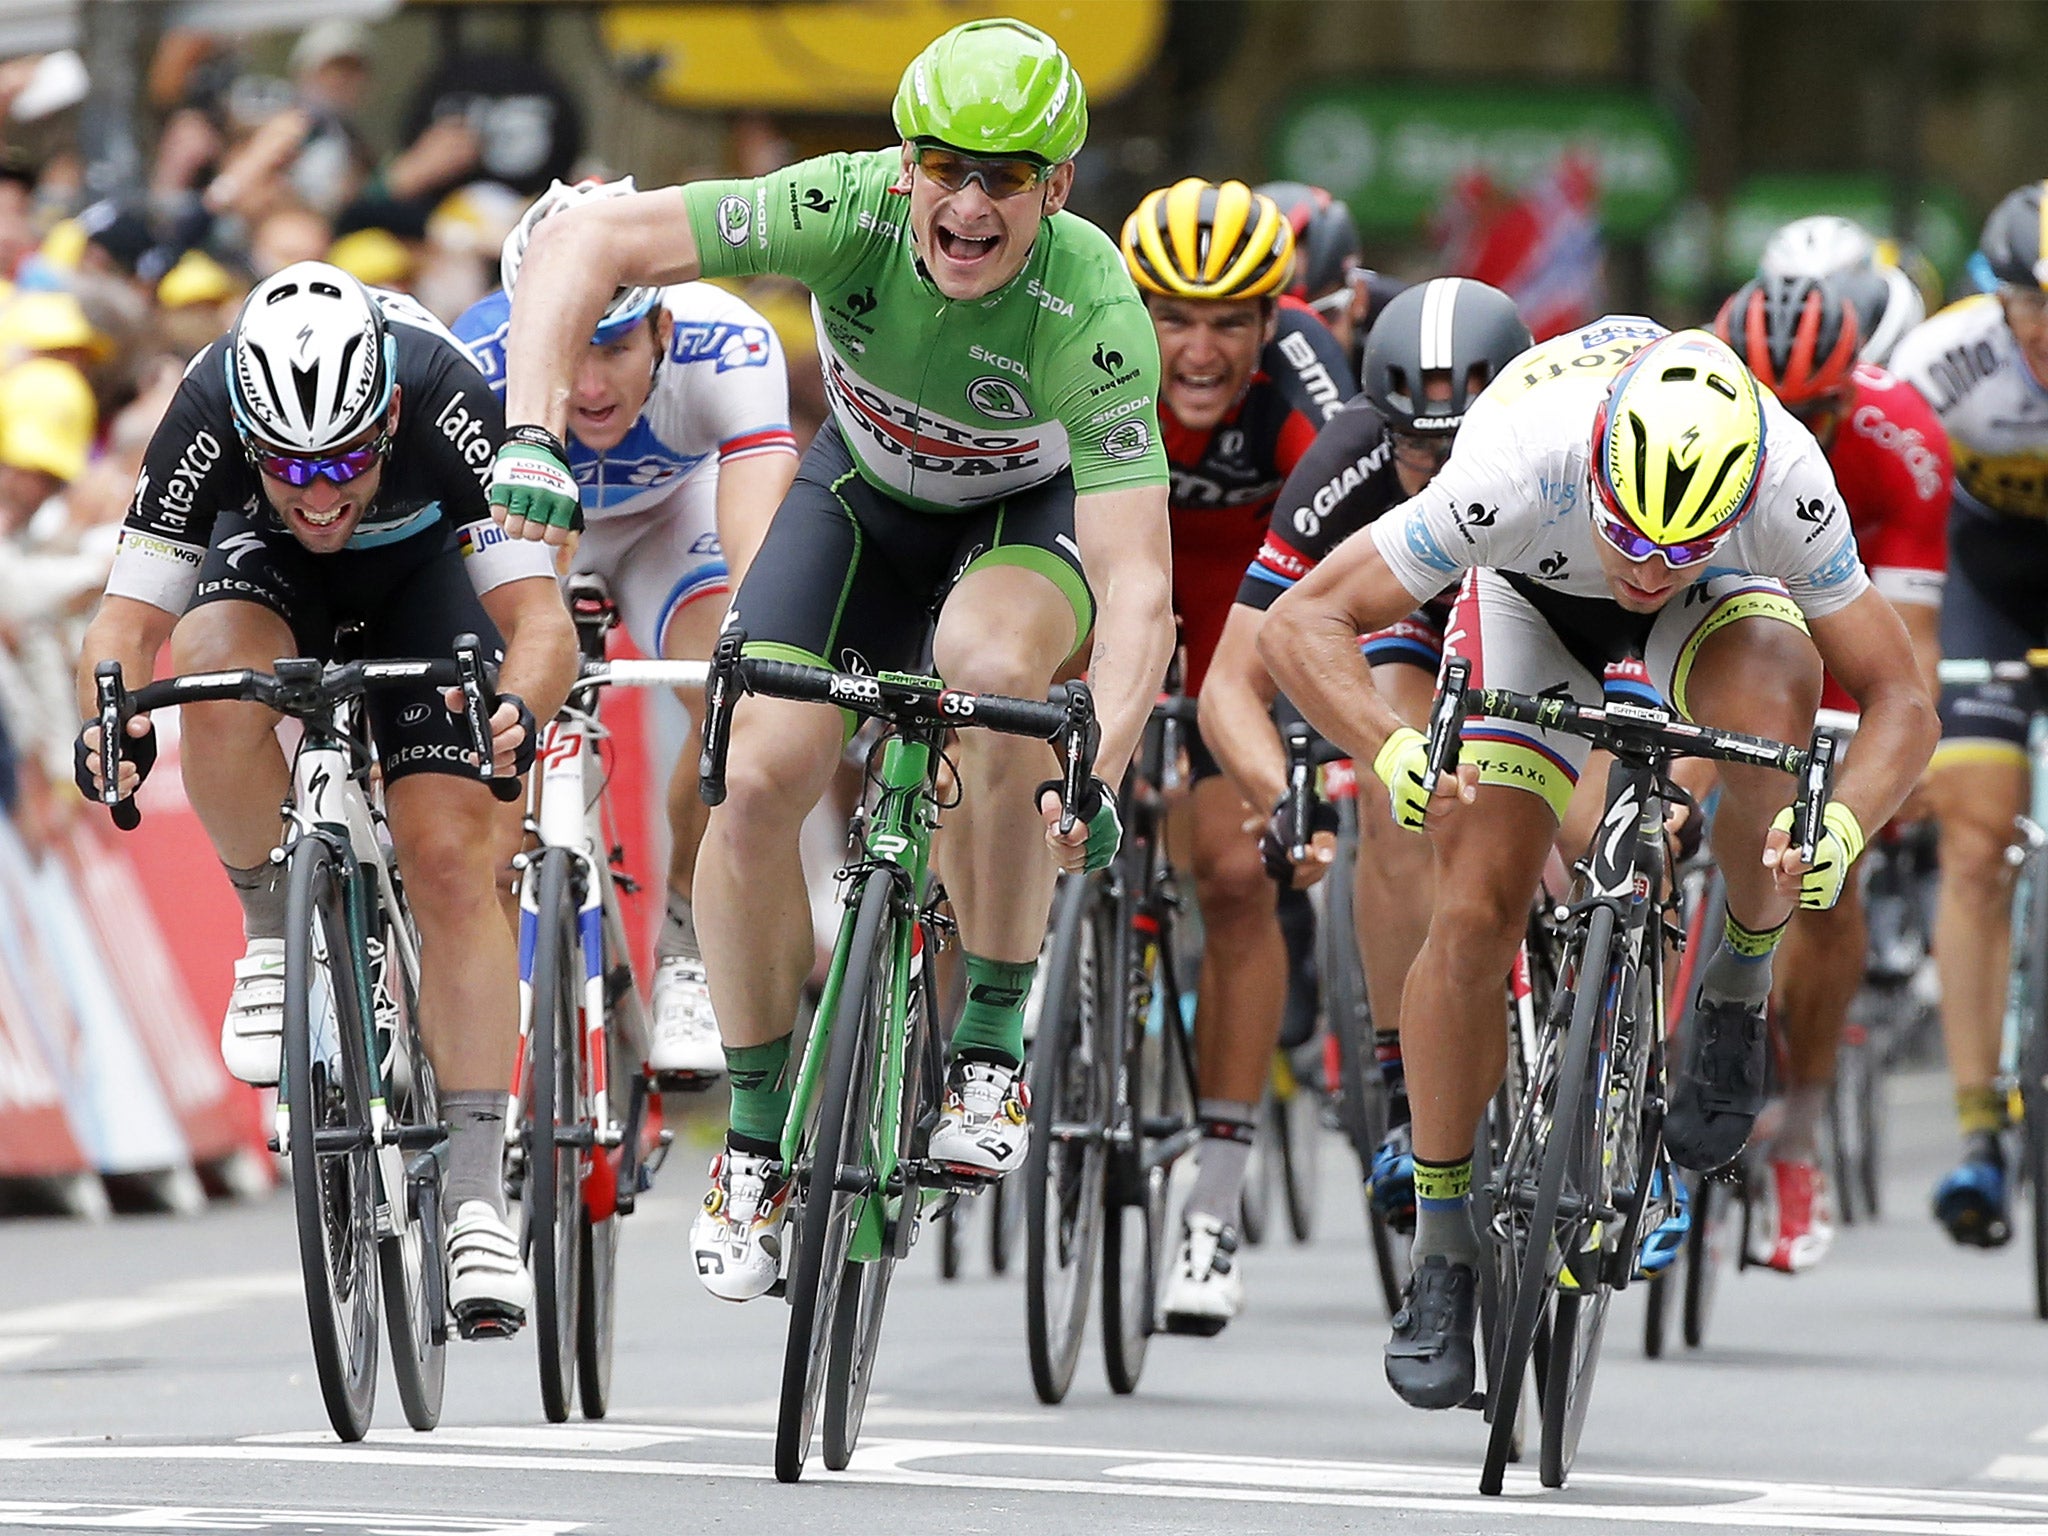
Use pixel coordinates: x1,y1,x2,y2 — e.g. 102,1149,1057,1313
729,420,1094,680
1936,506,2048,758
187,509,506,784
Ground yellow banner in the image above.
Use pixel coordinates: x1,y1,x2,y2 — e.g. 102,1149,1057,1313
598,1,1162,111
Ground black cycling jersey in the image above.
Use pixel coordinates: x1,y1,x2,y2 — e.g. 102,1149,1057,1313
1235,392,1450,675
105,292,540,616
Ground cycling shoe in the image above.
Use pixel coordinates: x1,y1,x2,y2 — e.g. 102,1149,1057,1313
1368,1123,1417,1234
1933,1150,2011,1249
1664,993,1767,1171
1385,1255,1478,1410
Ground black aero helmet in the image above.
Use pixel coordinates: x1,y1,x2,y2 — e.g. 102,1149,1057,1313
1978,179,2048,291
1362,277,1531,433
1256,180,1362,303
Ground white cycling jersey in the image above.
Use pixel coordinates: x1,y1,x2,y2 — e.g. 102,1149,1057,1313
1370,315,1871,622
455,280,797,520
1890,294,2048,521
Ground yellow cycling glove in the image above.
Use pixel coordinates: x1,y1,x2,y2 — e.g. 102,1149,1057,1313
1769,800,1867,911
1373,726,1434,833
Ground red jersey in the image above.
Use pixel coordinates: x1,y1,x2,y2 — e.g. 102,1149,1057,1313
1819,364,1952,713
1165,299,1354,693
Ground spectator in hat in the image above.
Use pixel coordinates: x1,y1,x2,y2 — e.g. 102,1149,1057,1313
0,356,93,537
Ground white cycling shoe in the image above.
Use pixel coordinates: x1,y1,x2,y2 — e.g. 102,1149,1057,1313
691,1148,791,1302
448,1200,532,1339
221,938,286,1086
1160,1212,1244,1336
927,1057,1030,1176
649,955,725,1081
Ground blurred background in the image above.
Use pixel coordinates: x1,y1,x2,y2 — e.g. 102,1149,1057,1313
0,0,2037,1212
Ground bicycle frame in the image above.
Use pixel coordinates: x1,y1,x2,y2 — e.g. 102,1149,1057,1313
783,724,942,1265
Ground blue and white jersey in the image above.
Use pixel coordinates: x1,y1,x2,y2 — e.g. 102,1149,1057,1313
455,281,797,521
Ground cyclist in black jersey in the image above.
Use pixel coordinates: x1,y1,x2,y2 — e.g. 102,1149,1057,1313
74,262,576,1334
1121,178,1353,1332
1200,277,1531,1242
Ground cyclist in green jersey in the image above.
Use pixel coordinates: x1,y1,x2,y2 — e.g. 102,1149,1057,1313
490,18,1174,1301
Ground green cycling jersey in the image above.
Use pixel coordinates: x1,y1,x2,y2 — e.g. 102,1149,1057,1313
682,148,1167,514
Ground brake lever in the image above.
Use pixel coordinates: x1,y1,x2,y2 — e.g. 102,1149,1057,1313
1284,720,1313,859
1793,728,1837,867
93,660,141,831
1423,657,1471,795
453,632,521,802
1059,680,1096,837
699,627,746,808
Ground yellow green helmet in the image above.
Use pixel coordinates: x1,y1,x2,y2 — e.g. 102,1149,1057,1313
892,18,1087,164
1591,329,1767,549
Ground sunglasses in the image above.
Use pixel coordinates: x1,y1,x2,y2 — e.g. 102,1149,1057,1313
1389,429,1454,469
1591,497,1730,569
912,144,1051,200
1307,266,1372,317
245,430,390,488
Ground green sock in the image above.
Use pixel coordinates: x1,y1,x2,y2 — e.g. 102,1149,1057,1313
725,1034,793,1149
950,953,1035,1066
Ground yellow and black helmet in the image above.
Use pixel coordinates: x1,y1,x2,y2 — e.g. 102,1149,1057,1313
1120,178,1294,302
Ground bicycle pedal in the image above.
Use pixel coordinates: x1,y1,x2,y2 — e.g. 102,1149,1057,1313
652,1069,722,1095
1459,1390,1487,1412
453,1302,526,1341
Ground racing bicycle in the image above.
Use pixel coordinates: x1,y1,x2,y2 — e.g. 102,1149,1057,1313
91,634,515,1441
697,629,1100,1481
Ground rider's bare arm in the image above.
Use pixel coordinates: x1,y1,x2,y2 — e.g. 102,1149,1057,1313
714,450,797,588
73,595,179,790
503,187,700,437
1895,598,1942,713
1198,604,1287,810
1074,483,1174,788
1808,586,1940,832
1258,532,1435,769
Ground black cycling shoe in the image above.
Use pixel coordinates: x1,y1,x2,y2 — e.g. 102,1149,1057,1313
1384,1254,1478,1410
1663,992,1768,1172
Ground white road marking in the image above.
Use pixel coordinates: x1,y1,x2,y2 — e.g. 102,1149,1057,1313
0,1505,578,1535
0,1337,55,1366
0,1274,298,1345
1983,1456,2048,1483
3,1434,2048,1531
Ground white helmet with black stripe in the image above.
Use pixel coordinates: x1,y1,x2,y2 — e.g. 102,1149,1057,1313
228,260,394,452
501,178,662,345
1362,276,1532,435
1758,214,1926,366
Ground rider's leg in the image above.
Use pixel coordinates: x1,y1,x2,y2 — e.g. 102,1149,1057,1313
385,771,527,1214
1773,885,1866,1158
1656,596,1821,1169
1355,660,1436,1095
171,599,295,896
1186,770,1285,1225
928,562,1078,1063
660,593,722,908
1929,754,2026,1125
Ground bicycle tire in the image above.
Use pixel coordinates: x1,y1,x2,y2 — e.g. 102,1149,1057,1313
377,909,445,1432
1279,1047,1322,1243
1240,1095,1272,1247
1025,874,1110,1405
990,1170,1023,1275
776,868,892,1483
1480,902,1612,1497
526,848,583,1423
823,908,927,1470
577,1210,618,1417
937,1204,962,1279
283,839,381,1442
1858,1043,1885,1220
1101,917,1174,1397
1682,1169,1732,1348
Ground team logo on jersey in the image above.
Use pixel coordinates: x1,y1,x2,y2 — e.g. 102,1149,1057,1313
1537,551,1570,579
800,187,835,214
219,530,266,569
671,321,773,372
717,195,751,247
1103,419,1152,462
845,287,878,318
1092,341,1124,376
1794,495,1834,541
967,376,1030,421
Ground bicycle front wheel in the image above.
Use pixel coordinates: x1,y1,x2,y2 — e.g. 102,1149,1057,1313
377,908,445,1432
777,868,893,1483
283,839,381,1442
525,847,584,1423
1025,873,1111,1405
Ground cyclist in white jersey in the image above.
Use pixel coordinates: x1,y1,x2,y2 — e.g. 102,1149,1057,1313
1261,321,1935,1411
456,180,799,1077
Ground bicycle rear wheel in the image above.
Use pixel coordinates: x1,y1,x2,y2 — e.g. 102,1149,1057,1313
1103,924,1180,1395
1026,874,1111,1405
525,848,583,1423
1682,1169,1734,1347
283,839,380,1442
377,908,445,1432
776,869,892,1483
990,1170,1023,1274
577,1209,618,1417
1480,903,1611,1496
823,910,927,1469
1278,1047,1322,1243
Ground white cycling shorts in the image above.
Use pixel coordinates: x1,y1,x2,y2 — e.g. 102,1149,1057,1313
572,468,726,658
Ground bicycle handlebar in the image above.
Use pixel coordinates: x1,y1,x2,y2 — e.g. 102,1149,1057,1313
697,628,1099,832
1423,657,1836,865
1938,656,2048,686
91,633,513,828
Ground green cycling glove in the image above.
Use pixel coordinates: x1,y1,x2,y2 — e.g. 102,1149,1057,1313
1373,726,1434,833
1037,776,1122,873
1769,801,1867,911
488,425,581,534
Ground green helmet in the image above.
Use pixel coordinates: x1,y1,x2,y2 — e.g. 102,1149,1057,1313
892,18,1088,165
